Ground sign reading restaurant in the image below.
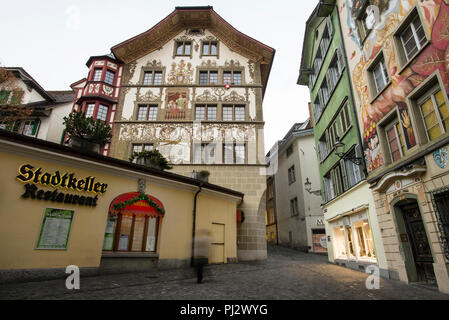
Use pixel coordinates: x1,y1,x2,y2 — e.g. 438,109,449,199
16,164,108,207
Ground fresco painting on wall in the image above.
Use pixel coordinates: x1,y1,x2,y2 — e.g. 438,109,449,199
346,0,448,172
165,89,189,120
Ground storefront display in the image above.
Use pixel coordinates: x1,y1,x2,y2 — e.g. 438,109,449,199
36,208,74,250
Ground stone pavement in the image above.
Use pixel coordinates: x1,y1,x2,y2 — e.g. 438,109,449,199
1,245,448,300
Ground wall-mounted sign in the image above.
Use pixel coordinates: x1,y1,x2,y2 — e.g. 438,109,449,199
433,148,448,169
16,164,108,207
36,208,74,250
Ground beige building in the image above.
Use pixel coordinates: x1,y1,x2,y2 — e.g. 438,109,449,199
69,6,275,261
267,121,326,253
0,130,242,283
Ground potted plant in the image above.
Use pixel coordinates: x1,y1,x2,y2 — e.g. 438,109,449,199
129,149,173,171
63,110,112,153
198,170,210,183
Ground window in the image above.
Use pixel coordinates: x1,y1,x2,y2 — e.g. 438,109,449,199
318,134,328,162
202,41,218,56
0,90,10,104
195,104,217,121
370,55,390,95
194,143,217,164
354,220,376,259
223,143,246,164
175,41,192,56
85,103,95,118
340,102,352,134
93,69,102,82
103,214,159,252
199,71,218,85
97,104,109,122
222,104,245,121
131,144,154,162
1,119,40,137
344,149,362,188
418,86,449,141
386,122,406,162
288,166,296,184
310,17,333,87
286,144,294,157
223,71,242,85
143,71,163,85
314,95,324,123
104,70,115,85
432,189,449,260
137,104,158,121
290,197,299,217
395,9,428,66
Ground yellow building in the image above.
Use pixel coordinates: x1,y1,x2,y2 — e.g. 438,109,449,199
0,130,243,283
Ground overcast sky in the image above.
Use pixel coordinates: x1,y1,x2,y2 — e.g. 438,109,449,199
0,0,318,150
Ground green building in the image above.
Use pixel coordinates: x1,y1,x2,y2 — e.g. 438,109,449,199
297,1,388,277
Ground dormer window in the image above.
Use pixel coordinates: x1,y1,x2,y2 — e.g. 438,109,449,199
175,41,192,56
104,70,115,85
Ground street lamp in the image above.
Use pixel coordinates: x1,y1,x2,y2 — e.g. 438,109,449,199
304,178,322,196
334,136,364,166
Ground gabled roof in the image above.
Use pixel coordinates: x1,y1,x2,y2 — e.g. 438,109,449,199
7,67,55,102
111,6,275,96
267,119,313,158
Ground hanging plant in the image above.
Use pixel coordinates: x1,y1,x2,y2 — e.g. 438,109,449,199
129,149,173,171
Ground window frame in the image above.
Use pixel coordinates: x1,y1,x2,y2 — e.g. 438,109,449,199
200,40,219,58
199,70,219,85
174,40,192,57
194,104,217,121
367,51,391,101
288,165,296,185
222,143,246,165
222,104,246,122
141,70,164,86
136,104,159,121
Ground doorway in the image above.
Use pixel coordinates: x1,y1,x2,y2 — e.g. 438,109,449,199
210,223,225,264
397,201,436,283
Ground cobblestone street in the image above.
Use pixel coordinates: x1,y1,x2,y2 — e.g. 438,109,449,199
1,246,448,300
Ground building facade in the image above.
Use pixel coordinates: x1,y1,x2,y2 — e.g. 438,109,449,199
337,0,449,293
0,129,242,283
267,121,326,253
298,2,388,274
266,175,277,245
0,67,75,143
69,6,275,261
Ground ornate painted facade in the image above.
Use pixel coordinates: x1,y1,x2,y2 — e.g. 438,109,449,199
338,0,449,293
70,6,275,262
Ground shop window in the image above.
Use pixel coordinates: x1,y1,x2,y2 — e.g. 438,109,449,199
333,226,347,259
354,220,376,259
104,70,115,85
345,226,356,259
175,41,192,56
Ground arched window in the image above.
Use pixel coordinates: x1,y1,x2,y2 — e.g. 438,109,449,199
103,193,165,252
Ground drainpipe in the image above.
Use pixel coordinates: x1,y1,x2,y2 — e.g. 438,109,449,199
190,185,203,267
335,4,369,177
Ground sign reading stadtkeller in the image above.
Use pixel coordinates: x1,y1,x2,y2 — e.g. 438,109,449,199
36,208,74,250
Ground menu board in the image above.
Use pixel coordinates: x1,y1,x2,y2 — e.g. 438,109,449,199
36,208,75,250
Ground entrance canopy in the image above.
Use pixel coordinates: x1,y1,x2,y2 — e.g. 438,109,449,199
109,192,165,218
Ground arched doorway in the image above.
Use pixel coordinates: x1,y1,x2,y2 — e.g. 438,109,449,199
393,198,436,283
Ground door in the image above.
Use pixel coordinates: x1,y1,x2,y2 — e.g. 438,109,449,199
400,203,436,282
210,223,225,264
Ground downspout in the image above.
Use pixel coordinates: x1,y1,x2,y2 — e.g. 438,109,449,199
190,185,203,267
335,4,369,176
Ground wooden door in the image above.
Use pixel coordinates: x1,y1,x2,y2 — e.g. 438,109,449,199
400,203,436,282
210,223,225,264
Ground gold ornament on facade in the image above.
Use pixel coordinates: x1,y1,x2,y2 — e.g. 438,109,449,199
168,60,193,85
223,90,246,102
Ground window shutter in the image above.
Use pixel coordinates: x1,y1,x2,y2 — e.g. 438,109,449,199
31,119,40,136
341,160,349,191
0,90,10,104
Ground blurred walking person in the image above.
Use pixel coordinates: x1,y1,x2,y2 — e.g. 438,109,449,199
193,229,211,284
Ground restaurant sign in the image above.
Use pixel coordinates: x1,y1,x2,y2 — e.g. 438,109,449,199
16,164,108,207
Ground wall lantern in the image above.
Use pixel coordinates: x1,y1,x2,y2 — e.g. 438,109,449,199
334,136,364,166
304,178,322,196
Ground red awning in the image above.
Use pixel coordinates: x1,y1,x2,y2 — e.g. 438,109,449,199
109,193,165,218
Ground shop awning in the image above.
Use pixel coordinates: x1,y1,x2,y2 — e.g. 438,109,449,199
109,192,165,218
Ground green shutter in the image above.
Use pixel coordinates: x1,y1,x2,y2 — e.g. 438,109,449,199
0,90,10,104
31,119,40,136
